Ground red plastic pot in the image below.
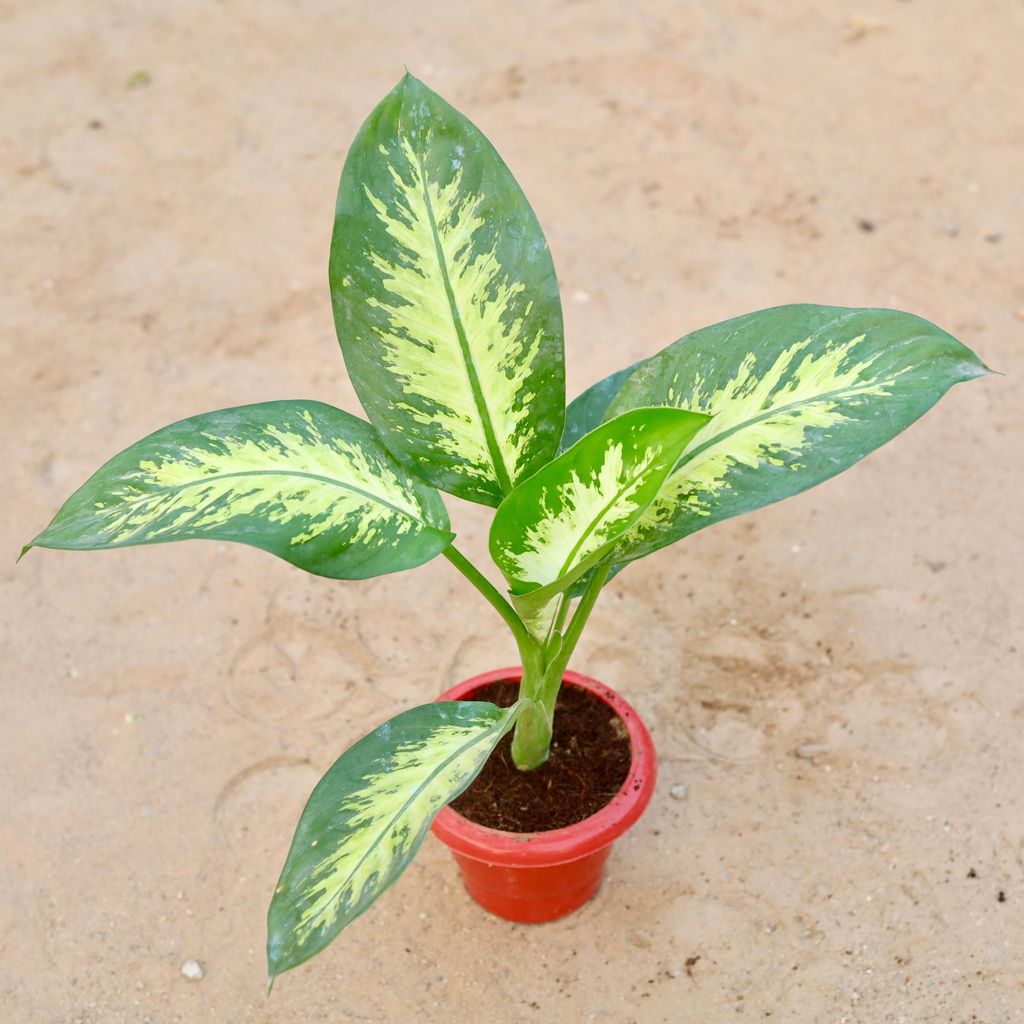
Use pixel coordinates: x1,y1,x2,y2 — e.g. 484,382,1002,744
431,667,657,923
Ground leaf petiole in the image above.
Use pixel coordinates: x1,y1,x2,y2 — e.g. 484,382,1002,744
442,544,536,659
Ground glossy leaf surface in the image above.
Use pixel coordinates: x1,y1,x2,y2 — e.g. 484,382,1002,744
605,305,988,563
26,401,453,579
267,700,515,981
490,407,710,608
330,74,565,506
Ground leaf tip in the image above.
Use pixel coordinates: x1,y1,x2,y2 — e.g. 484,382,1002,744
16,542,32,564
399,67,425,92
266,972,277,997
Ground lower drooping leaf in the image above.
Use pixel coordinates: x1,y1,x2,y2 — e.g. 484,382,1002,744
489,407,710,612
603,305,988,563
24,400,454,579
267,700,516,983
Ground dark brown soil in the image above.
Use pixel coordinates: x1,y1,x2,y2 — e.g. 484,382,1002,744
450,680,632,832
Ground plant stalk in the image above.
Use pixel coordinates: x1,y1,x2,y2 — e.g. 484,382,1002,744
442,545,534,659
443,544,610,771
510,565,611,770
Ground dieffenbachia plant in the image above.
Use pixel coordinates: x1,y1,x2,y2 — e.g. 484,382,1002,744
24,74,989,986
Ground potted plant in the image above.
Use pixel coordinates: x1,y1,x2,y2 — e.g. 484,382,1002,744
23,74,988,990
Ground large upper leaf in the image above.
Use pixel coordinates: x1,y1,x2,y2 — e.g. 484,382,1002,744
25,401,453,579
604,305,988,563
267,700,515,983
330,73,565,507
489,407,710,610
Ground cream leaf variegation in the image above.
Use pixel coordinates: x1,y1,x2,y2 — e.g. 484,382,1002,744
267,700,516,982
26,401,453,580
331,74,565,507
602,305,989,563
360,139,539,488
490,408,710,613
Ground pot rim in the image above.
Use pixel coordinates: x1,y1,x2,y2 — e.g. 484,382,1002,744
431,667,657,867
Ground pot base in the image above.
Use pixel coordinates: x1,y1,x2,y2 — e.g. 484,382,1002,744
451,846,613,923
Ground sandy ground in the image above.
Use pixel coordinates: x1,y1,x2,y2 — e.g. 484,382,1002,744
2,2,1022,1021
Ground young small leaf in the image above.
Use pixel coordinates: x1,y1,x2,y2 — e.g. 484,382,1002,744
489,407,710,609
606,305,989,563
26,401,453,580
331,73,565,506
267,700,516,982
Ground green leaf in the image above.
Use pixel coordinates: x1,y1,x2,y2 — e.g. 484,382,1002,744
605,304,989,563
25,400,453,580
489,407,710,610
330,73,565,507
267,700,515,983
556,360,647,598
560,360,644,452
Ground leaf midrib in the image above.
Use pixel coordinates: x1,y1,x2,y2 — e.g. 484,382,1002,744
413,150,513,497
304,710,509,931
550,452,662,585
672,373,900,473
93,468,429,528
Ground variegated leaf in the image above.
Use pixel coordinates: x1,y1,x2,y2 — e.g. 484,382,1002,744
604,305,988,563
489,408,710,613
267,700,515,982
25,401,453,579
554,366,645,601
330,73,565,507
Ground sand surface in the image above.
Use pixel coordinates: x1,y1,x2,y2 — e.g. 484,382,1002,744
3,2,1022,1021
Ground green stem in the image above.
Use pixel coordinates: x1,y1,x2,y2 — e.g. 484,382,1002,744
540,564,610,708
511,564,611,770
539,592,570,656
510,642,548,769
442,545,533,658
443,545,611,771
553,595,572,635
443,543,560,770
509,697,552,770
551,594,572,643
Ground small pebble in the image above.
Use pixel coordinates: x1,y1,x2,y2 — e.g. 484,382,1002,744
669,783,687,800
795,742,831,760
180,959,204,981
